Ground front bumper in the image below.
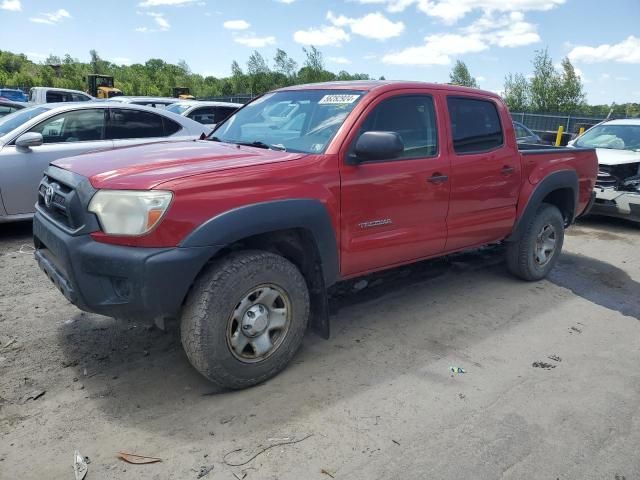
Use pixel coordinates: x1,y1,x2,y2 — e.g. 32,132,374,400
591,188,640,223
33,211,219,322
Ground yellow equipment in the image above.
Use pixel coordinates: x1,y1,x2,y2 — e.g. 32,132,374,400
172,87,195,100
86,74,123,99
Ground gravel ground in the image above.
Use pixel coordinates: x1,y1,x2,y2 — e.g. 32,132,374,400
0,216,639,480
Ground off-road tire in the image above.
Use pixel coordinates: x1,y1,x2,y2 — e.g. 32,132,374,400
181,250,310,389
506,203,565,281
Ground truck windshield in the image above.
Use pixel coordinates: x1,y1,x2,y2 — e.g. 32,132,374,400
575,124,640,151
0,106,48,137
212,90,365,153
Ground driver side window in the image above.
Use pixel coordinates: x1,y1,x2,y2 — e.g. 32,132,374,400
353,95,438,160
29,109,106,144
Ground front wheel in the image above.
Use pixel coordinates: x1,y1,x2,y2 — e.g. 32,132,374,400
506,203,565,281
181,250,310,390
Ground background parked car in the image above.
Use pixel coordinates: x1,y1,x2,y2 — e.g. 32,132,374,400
0,100,25,118
570,118,640,223
165,100,242,127
107,96,177,109
0,102,211,222
513,121,550,145
29,87,93,104
0,88,28,102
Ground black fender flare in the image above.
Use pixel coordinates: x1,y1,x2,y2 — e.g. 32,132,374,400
180,199,339,286
507,170,578,242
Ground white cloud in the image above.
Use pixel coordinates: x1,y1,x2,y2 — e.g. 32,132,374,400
383,33,487,65
615,76,630,81
138,0,198,6
328,56,352,64
327,10,404,40
293,25,350,46
1,0,21,11
568,36,640,64
223,19,250,30
136,12,170,32
462,12,539,47
383,10,540,66
29,9,71,25
275,0,296,3
233,35,276,48
476,75,486,82
149,12,170,30
356,0,564,24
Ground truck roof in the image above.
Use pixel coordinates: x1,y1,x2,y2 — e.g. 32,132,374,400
277,80,501,99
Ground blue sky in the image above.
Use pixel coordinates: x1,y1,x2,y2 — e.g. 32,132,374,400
1,0,639,104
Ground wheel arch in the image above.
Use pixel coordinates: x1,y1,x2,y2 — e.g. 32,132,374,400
179,199,339,338
507,170,578,242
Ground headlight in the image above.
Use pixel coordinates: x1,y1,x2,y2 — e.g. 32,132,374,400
88,190,173,236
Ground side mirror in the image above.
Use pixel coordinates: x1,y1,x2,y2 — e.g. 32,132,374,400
15,132,44,149
352,131,404,163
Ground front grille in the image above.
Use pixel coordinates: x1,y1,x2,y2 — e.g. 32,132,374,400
595,170,618,189
595,163,640,189
37,174,77,229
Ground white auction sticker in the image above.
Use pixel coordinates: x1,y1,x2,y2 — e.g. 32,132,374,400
318,94,360,105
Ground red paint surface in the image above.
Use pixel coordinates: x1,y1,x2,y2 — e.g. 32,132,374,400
53,81,597,277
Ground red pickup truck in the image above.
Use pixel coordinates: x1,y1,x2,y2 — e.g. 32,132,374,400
33,81,597,389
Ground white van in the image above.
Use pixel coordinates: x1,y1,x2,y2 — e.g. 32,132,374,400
28,87,94,104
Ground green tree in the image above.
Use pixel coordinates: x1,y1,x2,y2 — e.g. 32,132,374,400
503,73,530,112
529,49,562,112
273,48,297,80
449,60,478,88
557,57,585,112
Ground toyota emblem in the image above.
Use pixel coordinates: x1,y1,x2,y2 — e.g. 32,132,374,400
44,184,57,208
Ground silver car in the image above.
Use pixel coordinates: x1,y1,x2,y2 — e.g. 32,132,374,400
0,102,211,222
165,101,242,128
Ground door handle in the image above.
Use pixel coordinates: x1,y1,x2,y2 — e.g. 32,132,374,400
501,166,515,175
428,173,449,184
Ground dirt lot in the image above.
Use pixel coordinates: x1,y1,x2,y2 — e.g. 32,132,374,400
1,217,639,480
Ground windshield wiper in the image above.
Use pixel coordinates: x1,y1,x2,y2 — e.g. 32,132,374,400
234,140,286,151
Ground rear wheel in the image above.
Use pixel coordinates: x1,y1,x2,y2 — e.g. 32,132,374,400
181,250,310,389
506,203,565,281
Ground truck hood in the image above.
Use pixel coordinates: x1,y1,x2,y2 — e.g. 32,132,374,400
595,148,640,166
53,140,306,190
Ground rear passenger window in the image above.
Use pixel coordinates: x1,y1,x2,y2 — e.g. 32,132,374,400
354,95,438,160
163,117,182,136
447,97,503,154
107,109,166,139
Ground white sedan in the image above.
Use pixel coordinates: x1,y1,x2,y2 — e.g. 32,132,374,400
165,101,242,128
0,102,211,222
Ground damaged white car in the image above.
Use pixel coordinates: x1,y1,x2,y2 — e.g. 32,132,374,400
571,119,640,223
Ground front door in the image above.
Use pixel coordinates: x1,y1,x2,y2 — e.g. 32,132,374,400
0,108,111,215
340,93,451,276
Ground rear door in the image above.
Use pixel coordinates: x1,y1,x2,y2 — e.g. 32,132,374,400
444,96,520,251
106,108,187,148
340,92,450,276
0,108,111,214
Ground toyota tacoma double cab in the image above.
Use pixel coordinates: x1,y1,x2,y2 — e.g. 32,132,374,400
33,81,598,389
